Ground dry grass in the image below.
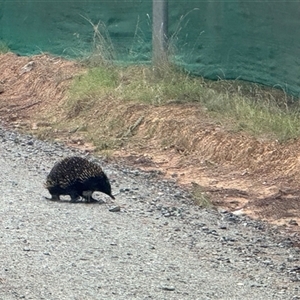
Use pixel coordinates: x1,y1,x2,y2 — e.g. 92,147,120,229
78,15,115,67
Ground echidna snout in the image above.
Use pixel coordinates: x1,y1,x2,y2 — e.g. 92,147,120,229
45,156,115,202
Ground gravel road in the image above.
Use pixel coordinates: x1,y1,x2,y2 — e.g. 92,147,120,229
0,126,299,300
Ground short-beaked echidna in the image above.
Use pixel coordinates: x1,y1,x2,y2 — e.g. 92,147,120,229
45,156,115,202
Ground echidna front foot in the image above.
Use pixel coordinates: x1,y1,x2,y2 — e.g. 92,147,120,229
82,191,105,204
88,197,101,203
70,197,80,203
70,192,80,203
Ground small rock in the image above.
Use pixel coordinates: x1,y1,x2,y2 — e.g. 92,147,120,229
218,223,228,229
109,206,121,212
20,61,35,73
232,209,245,216
221,236,236,243
161,286,175,291
287,255,298,262
156,204,163,210
119,188,130,193
0,83,4,94
279,238,294,248
223,214,240,223
163,212,171,217
209,230,219,236
289,219,298,226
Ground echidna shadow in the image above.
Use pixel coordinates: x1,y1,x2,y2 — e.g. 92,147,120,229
45,156,115,203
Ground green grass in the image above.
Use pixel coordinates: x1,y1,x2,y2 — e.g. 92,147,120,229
0,41,9,54
69,67,118,99
66,66,118,117
67,64,300,142
231,97,300,140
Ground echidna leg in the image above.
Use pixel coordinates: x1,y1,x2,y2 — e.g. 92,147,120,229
82,191,98,203
89,196,99,203
69,191,80,203
82,192,105,204
51,194,60,201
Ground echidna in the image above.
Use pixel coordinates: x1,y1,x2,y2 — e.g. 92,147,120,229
45,156,115,202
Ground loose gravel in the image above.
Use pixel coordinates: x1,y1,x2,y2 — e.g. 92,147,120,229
0,126,299,300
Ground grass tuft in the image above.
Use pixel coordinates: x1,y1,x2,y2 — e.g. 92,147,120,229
191,182,212,208
0,41,9,54
79,15,115,67
68,67,118,99
66,66,118,118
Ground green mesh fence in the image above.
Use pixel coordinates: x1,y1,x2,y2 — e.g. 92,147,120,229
1,0,300,96
0,1,152,61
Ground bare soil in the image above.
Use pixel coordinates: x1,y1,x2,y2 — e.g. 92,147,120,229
0,52,299,233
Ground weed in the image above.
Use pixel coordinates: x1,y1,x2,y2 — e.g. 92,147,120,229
94,138,122,152
0,41,9,54
191,182,212,208
99,149,114,160
79,15,115,67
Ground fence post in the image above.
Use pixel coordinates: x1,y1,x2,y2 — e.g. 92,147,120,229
152,0,168,67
